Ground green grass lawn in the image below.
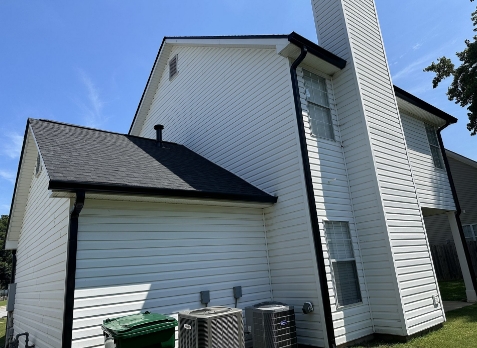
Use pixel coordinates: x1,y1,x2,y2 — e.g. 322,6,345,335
352,303,477,348
0,300,6,307
0,317,5,347
438,280,467,301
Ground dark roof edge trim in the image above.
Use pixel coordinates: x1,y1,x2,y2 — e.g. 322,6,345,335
48,181,278,204
4,120,30,250
393,85,457,124
164,34,289,40
287,32,346,70
128,37,167,135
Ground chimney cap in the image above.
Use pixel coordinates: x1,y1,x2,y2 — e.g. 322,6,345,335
154,124,164,130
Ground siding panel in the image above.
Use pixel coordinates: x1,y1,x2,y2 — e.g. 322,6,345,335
14,154,70,348
72,199,272,348
312,0,445,340
136,45,326,346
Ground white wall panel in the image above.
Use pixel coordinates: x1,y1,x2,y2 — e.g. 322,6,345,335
312,0,445,340
72,199,272,348
137,45,326,347
401,113,455,211
297,66,373,345
14,154,70,348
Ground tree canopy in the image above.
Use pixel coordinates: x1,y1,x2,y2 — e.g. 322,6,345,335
424,1,477,135
0,215,12,289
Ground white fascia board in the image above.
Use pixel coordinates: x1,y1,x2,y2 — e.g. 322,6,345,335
446,150,477,169
397,97,447,127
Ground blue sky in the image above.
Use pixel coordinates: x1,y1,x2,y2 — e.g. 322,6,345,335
0,0,476,215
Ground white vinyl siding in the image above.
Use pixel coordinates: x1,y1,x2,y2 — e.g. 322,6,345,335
312,0,444,339
72,199,272,348
297,65,373,344
14,153,70,348
401,113,455,211
137,45,326,347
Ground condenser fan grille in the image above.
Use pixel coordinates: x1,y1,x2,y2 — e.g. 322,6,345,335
179,307,244,348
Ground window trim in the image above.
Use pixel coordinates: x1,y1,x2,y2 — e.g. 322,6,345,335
323,220,363,309
302,69,336,141
424,123,444,169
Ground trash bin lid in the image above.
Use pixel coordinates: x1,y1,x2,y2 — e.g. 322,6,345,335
102,311,178,339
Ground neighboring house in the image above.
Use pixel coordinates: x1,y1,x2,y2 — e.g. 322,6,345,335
425,150,477,245
4,1,477,348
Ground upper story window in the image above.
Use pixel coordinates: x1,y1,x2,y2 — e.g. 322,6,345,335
303,70,335,140
463,224,477,241
169,54,178,80
425,124,444,169
324,221,362,307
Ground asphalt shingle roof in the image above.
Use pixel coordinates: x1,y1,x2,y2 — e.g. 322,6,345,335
30,119,276,203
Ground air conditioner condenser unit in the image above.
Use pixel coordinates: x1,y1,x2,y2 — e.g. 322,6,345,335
178,306,244,348
245,302,297,348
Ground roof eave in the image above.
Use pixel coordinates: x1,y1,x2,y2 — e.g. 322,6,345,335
48,180,278,205
287,32,347,70
393,85,457,124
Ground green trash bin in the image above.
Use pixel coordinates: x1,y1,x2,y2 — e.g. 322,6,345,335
102,311,178,348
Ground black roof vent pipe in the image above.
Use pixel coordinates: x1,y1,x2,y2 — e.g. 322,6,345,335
154,124,164,147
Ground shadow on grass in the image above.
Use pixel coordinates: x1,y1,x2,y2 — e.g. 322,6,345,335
439,280,467,302
351,304,477,348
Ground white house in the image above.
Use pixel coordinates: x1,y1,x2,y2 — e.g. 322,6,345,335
424,150,477,245
5,1,477,348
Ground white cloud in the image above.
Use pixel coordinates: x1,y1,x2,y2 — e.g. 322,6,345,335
0,132,23,159
76,70,108,128
392,51,441,82
0,170,15,184
412,43,422,50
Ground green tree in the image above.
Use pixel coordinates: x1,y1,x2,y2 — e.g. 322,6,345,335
424,1,477,135
0,215,12,289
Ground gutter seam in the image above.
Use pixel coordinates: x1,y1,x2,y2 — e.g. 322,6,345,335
61,191,85,348
289,44,336,348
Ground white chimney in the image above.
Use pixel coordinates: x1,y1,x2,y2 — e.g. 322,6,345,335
310,0,442,339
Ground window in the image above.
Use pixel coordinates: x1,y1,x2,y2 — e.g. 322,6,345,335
463,224,477,241
425,124,444,169
303,70,335,140
169,54,178,80
324,221,362,307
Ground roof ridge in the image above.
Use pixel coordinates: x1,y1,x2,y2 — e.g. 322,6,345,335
31,118,179,145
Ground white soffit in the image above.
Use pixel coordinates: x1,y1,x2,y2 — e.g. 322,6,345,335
279,43,342,76
397,97,447,127
6,128,38,248
82,192,273,208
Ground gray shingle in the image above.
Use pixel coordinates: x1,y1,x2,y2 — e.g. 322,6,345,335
30,119,276,203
